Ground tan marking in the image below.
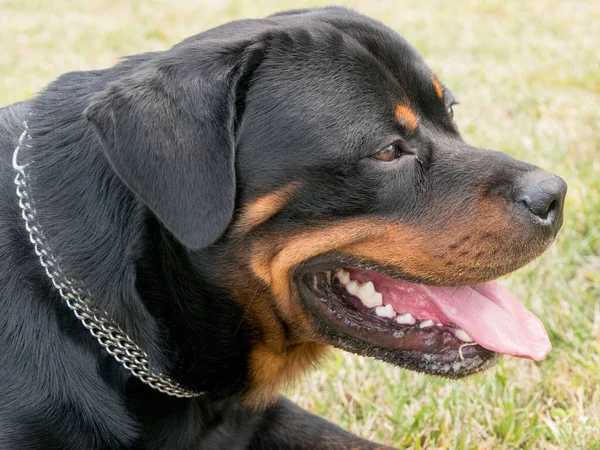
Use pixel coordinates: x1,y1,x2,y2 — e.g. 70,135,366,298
394,105,419,132
247,342,329,407
220,268,328,407
432,75,444,99
235,183,300,234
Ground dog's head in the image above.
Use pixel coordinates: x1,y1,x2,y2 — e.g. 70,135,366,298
86,7,566,404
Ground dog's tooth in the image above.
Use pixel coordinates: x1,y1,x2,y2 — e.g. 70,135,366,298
396,313,416,325
419,319,435,329
336,269,351,285
455,329,474,343
345,280,360,295
368,292,384,308
359,292,383,309
358,281,375,297
375,304,396,319
356,281,383,308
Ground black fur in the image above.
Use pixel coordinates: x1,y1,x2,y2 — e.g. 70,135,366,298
0,6,565,449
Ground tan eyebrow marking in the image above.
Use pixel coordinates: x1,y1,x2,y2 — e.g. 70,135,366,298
394,105,419,132
432,75,444,99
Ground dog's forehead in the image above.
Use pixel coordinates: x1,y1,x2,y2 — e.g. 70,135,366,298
240,18,442,153
275,12,436,93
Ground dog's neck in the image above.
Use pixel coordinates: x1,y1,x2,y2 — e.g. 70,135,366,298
19,73,252,399
15,122,205,398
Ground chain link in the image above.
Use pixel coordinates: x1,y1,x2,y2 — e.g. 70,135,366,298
12,124,202,399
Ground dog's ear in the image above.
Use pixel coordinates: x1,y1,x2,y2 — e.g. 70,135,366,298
85,36,266,249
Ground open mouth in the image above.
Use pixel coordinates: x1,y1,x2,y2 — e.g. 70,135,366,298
298,264,551,377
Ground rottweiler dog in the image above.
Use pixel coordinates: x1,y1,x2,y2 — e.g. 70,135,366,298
0,6,566,449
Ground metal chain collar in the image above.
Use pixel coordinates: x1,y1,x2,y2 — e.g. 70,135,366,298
12,123,202,399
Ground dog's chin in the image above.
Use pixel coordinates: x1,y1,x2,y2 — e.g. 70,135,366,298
295,259,551,378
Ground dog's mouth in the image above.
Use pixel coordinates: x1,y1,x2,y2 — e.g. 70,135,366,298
297,264,551,377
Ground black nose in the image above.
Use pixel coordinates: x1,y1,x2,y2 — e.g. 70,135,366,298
515,171,567,228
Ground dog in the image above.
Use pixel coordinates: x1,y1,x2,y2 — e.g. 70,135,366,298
0,6,567,449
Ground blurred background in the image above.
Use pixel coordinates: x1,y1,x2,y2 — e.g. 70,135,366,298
2,1,598,448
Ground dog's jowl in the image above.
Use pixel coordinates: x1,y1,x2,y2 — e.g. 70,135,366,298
0,7,566,449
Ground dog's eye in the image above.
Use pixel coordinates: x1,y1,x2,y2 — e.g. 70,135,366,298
372,143,403,162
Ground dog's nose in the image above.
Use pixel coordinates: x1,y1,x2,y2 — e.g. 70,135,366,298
515,171,567,230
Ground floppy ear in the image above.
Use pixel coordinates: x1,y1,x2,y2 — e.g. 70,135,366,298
85,38,265,249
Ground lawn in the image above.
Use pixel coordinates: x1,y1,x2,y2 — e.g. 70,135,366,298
2,0,598,448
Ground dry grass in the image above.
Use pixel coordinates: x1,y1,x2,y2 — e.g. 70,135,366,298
2,0,599,448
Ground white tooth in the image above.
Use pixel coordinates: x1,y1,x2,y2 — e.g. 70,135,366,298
455,329,474,343
336,269,350,284
367,292,383,308
419,319,435,329
358,281,375,298
345,280,360,295
375,304,396,319
436,323,443,327
356,282,383,308
396,313,416,325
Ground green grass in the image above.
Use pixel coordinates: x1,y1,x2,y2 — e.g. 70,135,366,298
2,0,598,448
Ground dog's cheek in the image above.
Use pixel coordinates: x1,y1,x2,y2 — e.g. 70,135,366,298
222,266,328,407
232,183,301,235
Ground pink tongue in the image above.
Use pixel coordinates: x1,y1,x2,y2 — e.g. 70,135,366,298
347,270,551,360
419,282,551,360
